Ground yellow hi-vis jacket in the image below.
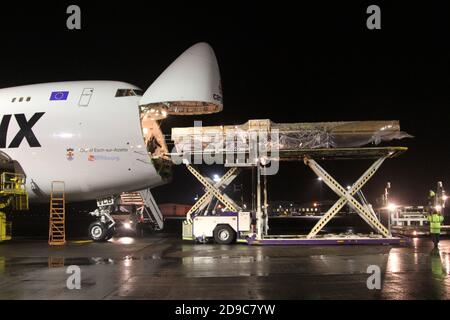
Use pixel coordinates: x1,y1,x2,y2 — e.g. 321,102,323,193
427,214,444,234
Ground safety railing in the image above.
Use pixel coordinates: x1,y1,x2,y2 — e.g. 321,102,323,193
0,172,28,210
0,172,27,195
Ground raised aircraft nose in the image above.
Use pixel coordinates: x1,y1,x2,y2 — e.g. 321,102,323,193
139,42,223,117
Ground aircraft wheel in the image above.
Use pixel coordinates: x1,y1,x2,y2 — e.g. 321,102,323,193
213,224,236,245
105,226,115,240
89,222,108,241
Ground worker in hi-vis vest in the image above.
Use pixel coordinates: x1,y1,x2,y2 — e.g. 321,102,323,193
427,211,444,247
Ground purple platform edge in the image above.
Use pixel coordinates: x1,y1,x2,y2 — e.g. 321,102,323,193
246,237,410,246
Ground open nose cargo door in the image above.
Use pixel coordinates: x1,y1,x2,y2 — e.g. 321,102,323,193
139,42,223,118
138,42,223,180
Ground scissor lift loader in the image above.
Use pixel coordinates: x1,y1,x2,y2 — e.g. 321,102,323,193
171,119,410,245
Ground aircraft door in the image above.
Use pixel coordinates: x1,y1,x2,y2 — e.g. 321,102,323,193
78,88,94,106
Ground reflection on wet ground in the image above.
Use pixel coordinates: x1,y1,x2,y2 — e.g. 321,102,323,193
0,235,449,299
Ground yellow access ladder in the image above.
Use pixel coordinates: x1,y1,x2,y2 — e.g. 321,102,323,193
48,181,66,245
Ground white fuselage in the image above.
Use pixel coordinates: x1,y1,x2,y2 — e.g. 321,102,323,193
0,81,166,202
0,42,223,203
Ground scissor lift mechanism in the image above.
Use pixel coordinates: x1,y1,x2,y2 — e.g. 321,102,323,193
185,165,241,223
174,145,409,245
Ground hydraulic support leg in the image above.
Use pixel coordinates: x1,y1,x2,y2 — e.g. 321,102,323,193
256,164,263,239
305,157,390,238
263,168,269,235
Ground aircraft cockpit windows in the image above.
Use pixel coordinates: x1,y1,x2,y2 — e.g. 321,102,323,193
115,89,144,97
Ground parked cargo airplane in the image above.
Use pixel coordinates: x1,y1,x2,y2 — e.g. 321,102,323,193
0,42,223,240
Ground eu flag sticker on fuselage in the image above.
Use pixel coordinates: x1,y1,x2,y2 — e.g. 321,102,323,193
50,91,69,101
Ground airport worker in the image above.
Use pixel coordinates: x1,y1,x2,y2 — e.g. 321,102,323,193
427,211,444,247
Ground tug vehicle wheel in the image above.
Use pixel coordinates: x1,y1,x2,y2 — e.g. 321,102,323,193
213,224,236,245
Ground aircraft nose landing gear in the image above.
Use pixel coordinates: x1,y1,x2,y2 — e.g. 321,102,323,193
88,190,164,241
89,196,117,241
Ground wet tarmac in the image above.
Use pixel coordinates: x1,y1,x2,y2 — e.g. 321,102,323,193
0,235,449,299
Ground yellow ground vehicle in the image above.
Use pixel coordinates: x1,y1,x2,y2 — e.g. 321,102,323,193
0,172,28,241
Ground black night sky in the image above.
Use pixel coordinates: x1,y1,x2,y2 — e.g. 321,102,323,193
1,1,450,208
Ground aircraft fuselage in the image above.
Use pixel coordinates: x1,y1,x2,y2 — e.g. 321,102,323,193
0,81,168,202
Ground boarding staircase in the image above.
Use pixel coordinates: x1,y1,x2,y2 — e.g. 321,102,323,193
120,192,145,206
120,189,164,230
48,181,66,245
